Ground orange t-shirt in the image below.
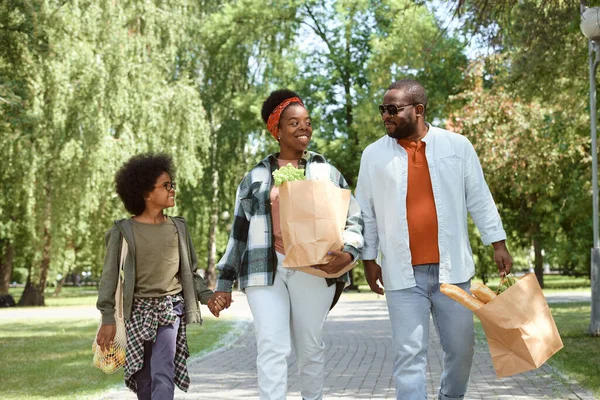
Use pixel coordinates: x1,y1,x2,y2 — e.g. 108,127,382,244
271,159,299,255
398,139,440,265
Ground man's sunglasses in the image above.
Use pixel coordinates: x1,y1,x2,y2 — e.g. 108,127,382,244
378,103,418,116
155,181,176,191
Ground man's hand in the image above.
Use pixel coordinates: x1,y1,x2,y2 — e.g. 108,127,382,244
363,259,384,295
312,250,353,275
96,324,116,352
492,240,513,277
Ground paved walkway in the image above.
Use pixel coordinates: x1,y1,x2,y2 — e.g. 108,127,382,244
96,291,595,400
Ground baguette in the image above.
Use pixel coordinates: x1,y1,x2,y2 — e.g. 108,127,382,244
470,282,497,304
440,283,485,311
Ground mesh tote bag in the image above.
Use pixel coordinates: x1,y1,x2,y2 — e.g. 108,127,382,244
92,237,128,374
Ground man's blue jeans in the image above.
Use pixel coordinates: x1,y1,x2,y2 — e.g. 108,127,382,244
385,264,474,400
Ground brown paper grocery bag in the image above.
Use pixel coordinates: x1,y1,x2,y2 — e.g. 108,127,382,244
473,274,564,377
278,179,351,278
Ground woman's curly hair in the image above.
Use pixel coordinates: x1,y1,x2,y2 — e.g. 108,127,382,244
115,153,175,216
260,89,304,124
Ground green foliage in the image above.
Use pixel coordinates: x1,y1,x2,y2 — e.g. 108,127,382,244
451,59,592,276
0,1,210,296
294,0,468,187
2,0,594,299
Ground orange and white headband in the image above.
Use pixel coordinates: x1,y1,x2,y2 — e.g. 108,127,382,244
266,97,304,140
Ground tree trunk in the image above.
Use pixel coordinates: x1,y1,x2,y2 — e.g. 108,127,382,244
205,125,219,289
0,240,14,295
478,270,488,286
53,274,67,297
533,236,544,289
18,190,52,306
18,276,45,306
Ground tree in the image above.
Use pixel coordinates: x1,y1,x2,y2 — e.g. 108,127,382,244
287,0,467,286
180,0,300,287
450,60,591,289
448,0,600,335
0,1,210,305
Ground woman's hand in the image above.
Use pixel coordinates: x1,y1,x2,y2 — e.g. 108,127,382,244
208,292,233,317
96,324,116,352
312,250,353,275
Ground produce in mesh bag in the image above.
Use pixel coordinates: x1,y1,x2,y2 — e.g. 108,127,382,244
92,341,126,374
272,163,305,187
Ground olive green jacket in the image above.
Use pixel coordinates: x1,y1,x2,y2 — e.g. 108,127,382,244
96,217,213,325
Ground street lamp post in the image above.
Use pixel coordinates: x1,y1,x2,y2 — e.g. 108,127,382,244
581,4,600,336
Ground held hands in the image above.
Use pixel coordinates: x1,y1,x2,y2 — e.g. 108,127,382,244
96,324,116,352
207,292,233,317
312,250,353,275
363,259,384,295
492,240,513,277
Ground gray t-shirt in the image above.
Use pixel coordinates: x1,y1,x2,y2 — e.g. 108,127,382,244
131,218,182,298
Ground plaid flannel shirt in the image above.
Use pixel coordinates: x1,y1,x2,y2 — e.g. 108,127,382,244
124,294,189,393
216,151,364,292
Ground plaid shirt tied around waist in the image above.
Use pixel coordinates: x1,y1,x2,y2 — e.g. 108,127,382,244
216,151,364,292
124,293,190,392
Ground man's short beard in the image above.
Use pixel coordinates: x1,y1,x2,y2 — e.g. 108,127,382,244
387,124,415,139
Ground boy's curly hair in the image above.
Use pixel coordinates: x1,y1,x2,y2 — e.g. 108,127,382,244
115,153,175,216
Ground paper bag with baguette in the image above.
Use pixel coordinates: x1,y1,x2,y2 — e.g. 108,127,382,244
440,274,563,378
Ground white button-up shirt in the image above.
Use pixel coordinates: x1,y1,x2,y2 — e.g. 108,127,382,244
355,126,506,290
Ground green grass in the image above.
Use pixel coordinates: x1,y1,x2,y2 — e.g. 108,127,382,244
9,286,99,306
473,274,591,292
0,316,235,400
353,273,591,293
547,302,600,398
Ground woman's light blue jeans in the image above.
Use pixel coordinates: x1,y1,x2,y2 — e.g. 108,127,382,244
385,264,474,400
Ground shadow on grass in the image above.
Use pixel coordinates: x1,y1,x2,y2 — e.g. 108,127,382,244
0,318,233,400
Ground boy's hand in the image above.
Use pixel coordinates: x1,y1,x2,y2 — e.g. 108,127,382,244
208,293,232,317
96,324,116,352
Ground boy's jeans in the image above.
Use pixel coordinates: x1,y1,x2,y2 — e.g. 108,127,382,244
385,264,474,400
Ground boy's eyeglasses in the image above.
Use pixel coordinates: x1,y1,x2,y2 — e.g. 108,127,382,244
155,181,176,191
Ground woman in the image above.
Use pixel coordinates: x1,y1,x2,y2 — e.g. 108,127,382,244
213,90,364,400
95,153,224,400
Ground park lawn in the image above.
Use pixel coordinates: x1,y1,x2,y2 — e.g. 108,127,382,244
474,274,591,292
355,273,591,294
9,286,99,306
0,316,235,400
547,302,600,398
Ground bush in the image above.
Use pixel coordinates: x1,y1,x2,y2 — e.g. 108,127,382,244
10,268,27,285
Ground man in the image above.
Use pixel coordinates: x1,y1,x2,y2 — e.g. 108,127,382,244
355,79,512,400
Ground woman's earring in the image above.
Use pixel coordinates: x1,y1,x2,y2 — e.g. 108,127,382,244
277,136,281,140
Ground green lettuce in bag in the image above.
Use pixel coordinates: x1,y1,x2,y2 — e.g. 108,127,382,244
272,163,305,187
496,273,517,294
